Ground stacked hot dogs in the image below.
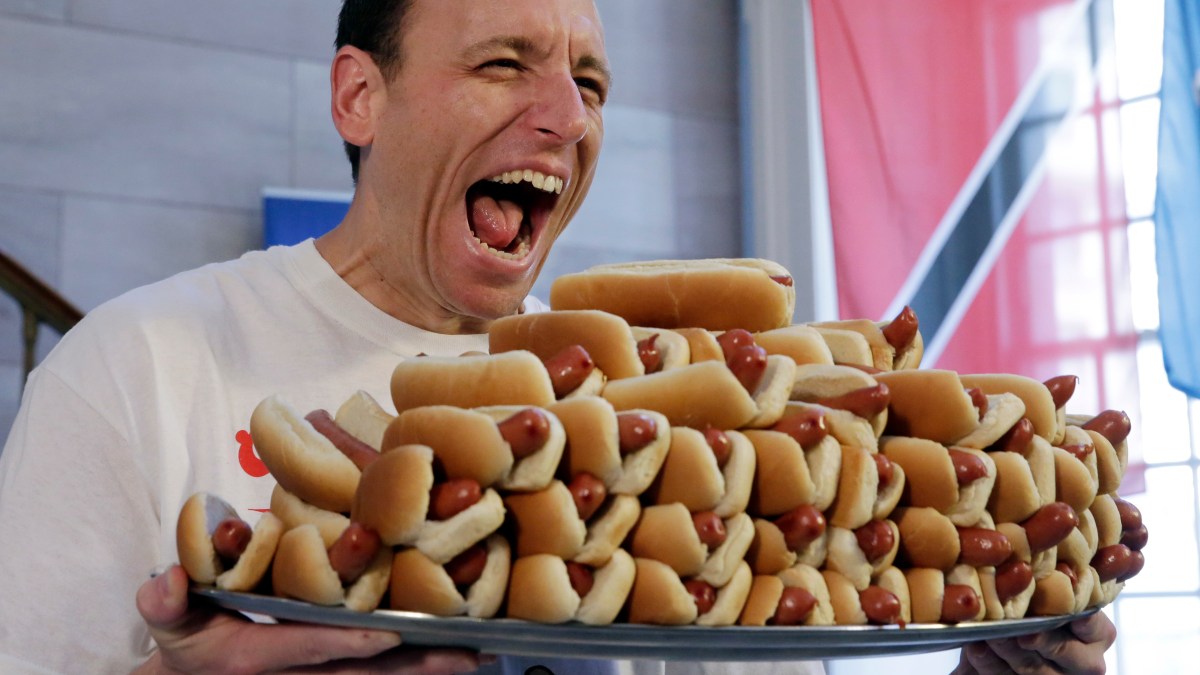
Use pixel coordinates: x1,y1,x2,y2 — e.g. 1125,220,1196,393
176,258,1147,629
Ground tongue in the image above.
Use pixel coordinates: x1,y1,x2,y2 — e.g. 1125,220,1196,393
469,193,524,250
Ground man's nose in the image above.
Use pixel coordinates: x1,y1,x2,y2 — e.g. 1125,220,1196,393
529,72,590,146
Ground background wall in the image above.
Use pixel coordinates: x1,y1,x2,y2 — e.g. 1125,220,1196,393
0,0,743,438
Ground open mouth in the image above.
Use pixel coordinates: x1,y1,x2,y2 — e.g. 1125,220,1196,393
466,170,564,260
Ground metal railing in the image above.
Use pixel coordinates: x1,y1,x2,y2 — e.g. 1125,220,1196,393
0,248,83,384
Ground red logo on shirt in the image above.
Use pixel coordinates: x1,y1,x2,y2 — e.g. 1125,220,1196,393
237,429,269,477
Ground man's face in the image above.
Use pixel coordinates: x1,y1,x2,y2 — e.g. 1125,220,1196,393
361,0,608,321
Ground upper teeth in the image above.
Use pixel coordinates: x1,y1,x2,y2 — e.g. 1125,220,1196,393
489,169,564,194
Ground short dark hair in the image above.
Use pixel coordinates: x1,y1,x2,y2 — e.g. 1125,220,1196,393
335,0,414,183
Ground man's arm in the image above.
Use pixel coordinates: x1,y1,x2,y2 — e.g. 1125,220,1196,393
952,612,1116,675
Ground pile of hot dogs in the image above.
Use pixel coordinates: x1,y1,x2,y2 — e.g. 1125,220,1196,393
177,258,1147,628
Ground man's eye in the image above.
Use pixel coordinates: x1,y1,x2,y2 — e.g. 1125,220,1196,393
576,77,607,103
482,59,522,71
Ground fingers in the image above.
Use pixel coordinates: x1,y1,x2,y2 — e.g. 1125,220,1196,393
985,637,1053,672
961,640,1031,674
135,565,191,631
1068,612,1117,650
228,624,403,672
1010,615,1113,675
950,645,982,675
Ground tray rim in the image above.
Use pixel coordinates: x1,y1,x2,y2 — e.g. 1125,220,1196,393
192,586,1093,662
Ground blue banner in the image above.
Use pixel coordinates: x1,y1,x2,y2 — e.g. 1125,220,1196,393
1155,0,1200,398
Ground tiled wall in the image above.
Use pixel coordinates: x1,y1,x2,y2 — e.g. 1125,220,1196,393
0,0,742,439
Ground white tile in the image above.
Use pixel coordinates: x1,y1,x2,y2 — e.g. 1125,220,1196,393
292,61,355,192
59,196,259,311
0,17,292,210
69,0,337,61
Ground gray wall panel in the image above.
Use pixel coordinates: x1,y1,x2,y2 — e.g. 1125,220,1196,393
0,187,62,364
0,17,292,210
0,0,66,21
68,0,337,61
292,61,354,192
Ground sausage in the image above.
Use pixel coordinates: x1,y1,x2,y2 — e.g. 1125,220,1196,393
769,274,794,287
1082,410,1132,446
990,417,1034,454
692,511,728,550
1119,550,1145,582
859,585,901,625
965,387,988,421
882,305,919,352
994,560,1033,604
771,586,818,626
566,561,595,598
957,527,1013,567
684,579,717,616
617,412,658,456
770,408,829,449
1043,375,1078,410
637,334,663,374
212,517,253,563
1092,544,1137,583
1056,562,1078,587
305,409,380,471
854,520,894,562
443,542,488,587
703,427,733,468
543,344,596,398
1021,502,1078,553
567,472,607,521
327,522,382,585
1114,497,1142,530
940,584,981,623
496,408,552,460
948,449,988,486
1121,524,1148,551
429,479,483,521
1059,443,1093,461
774,504,826,552
873,453,895,490
817,383,891,420
715,330,768,394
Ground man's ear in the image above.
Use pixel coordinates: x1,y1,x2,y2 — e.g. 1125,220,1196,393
331,45,386,148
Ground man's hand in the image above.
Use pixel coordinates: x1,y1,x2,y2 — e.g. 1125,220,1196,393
952,611,1116,675
134,564,488,674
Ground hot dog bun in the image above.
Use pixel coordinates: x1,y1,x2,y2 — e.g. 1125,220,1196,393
824,520,901,591
549,258,796,332
738,565,834,626
333,390,395,451
576,548,638,625
827,446,879,530
753,325,834,366
391,534,510,618
177,492,283,591
627,557,700,625
1028,569,1075,616
551,397,669,496
504,481,588,559
810,319,894,371
271,523,391,612
987,451,1043,524
880,437,995,526
489,310,649,379
349,444,433,547
382,406,516,488
573,494,642,567
696,561,754,626
650,427,755,518
789,365,889,439
954,393,1027,450
250,395,361,513
603,361,758,430
270,484,350,548
894,507,961,571
629,503,709,577
391,351,555,414
741,429,816,517
959,374,1058,442
875,369,980,445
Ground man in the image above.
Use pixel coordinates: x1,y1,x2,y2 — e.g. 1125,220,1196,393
0,1,1114,673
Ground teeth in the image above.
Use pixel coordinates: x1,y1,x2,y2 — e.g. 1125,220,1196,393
488,170,564,194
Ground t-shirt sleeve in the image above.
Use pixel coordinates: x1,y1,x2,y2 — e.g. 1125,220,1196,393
0,368,160,674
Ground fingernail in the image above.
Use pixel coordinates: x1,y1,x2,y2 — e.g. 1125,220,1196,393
155,569,173,594
150,563,173,579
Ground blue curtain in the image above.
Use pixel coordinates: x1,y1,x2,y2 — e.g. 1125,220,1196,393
1156,0,1200,398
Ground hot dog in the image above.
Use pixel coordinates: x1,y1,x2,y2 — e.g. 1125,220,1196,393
985,419,1058,507
629,503,755,587
549,258,797,333
249,395,365,513
1068,410,1131,494
823,519,901,590
979,558,1036,619
880,436,996,526
789,364,890,440
176,492,283,592
489,309,691,379
746,504,829,573
822,568,907,626
770,405,844,511
752,324,836,367
332,390,396,454
1044,375,1078,445
738,564,835,626
810,305,922,372
893,507,961,571
648,426,755,518
551,396,671,497
271,522,391,611
881,306,924,370
504,480,590,560
1051,425,1100,513
958,374,1059,443
269,484,350,548
953,392,1029,450
390,534,510,618
351,444,505,565
506,549,637,624
390,351,557,415
383,404,566,492
874,369,983,445
905,565,984,624
625,558,754,626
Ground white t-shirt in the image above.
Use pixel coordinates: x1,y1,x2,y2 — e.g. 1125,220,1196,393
0,240,823,675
